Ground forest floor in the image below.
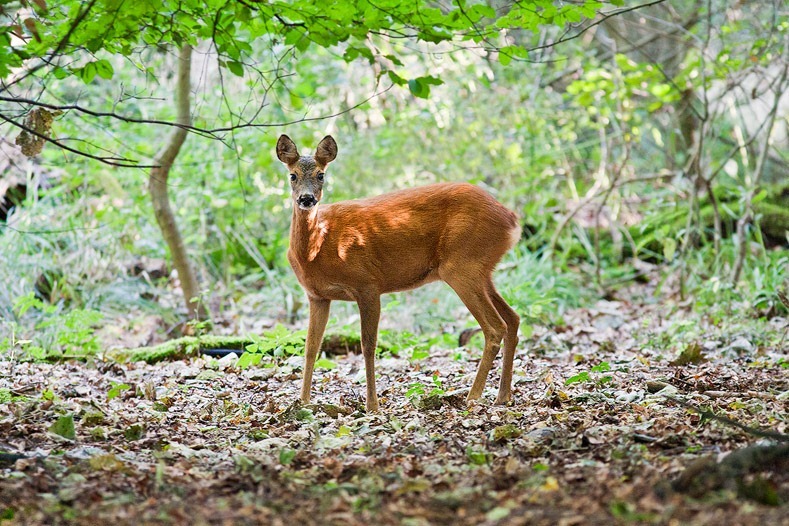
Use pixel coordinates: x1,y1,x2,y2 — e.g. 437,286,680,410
1,284,788,525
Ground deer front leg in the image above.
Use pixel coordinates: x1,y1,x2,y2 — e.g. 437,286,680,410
300,297,331,404
357,294,381,412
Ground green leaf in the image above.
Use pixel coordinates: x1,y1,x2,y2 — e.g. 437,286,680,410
14,292,52,316
565,371,590,385
384,54,403,66
52,66,70,79
94,59,114,80
465,446,489,465
486,507,512,522
294,408,314,421
336,425,351,437
314,357,337,370
226,60,244,77
75,62,97,83
420,75,444,86
387,70,407,86
662,237,677,261
408,75,443,99
124,423,144,441
408,78,427,98
279,448,296,465
237,352,262,368
107,382,131,400
406,382,426,398
49,414,76,440
752,189,768,204
409,347,429,361
465,4,496,22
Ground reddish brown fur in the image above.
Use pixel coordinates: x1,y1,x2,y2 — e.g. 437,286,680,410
277,135,521,412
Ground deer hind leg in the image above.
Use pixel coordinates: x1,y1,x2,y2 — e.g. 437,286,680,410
443,273,507,402
300,298,331,404
356,294,382,412
490,289,519,404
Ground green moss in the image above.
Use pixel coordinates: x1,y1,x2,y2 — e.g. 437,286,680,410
755,202,789,242
107,335,253,364
107,332,376,364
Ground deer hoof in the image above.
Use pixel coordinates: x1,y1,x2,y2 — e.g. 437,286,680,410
494,392,511,405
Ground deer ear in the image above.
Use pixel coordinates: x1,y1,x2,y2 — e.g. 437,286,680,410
315,135,337,166
276,135,300,165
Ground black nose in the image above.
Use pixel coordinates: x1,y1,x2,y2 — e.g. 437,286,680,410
298,195,317,207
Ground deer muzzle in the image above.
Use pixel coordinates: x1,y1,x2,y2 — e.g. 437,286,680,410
297,194,318,209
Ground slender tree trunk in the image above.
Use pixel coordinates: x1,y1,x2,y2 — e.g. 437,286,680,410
149,45,207,320
731,42,789,285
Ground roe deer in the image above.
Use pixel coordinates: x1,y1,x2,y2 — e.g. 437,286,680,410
276,134,521,412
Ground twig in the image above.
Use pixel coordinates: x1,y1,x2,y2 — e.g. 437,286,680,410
666,395,789,443
548,172,673,253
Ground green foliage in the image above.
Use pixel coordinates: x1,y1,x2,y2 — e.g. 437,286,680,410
107,382,131,401
279,448,297,466
49,414,76,440
237,324,307,368
0,388,27,404
2,0,607,88
1,293,103,361
0,506,14,521
565,361,613,386
314,357,337,370
406,373,444,401
465,446,491,466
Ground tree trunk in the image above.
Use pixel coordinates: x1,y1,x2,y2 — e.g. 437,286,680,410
148,45,207,320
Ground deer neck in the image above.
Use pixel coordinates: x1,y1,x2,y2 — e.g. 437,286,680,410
290,205,326,263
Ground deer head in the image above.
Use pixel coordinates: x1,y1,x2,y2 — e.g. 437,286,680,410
276,134,338,210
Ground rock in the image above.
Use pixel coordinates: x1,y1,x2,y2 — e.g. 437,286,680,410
593,314,625,331
614,390,643,403
285,356,303,370
216,352,239,368
178,366,201,379
244,367,277,380
65,446,106,460
727,336,754,353
646,381,670,393
526,427,558,444
316,403,346,418
248,437,289,451
195,369,223,381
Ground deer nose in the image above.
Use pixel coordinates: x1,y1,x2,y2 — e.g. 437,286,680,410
297,194,317,208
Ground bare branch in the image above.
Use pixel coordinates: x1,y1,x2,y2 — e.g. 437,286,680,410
0,113,152,168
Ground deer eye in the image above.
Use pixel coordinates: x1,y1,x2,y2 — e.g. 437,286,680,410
289,173,297,182
317,173,324,182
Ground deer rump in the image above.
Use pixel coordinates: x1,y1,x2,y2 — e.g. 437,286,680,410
288,182,521,302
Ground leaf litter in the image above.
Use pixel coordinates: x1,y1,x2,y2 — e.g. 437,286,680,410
1,287,788,525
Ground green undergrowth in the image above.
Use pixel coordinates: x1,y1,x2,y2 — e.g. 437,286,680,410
0,293,104,362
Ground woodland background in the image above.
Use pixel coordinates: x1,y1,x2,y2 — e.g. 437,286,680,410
0,0,787,524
